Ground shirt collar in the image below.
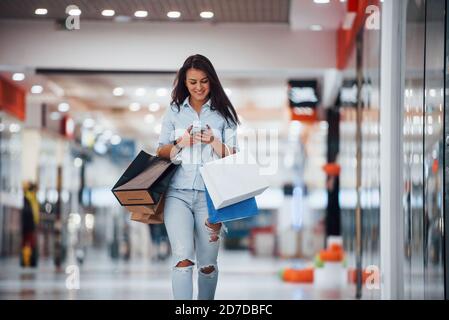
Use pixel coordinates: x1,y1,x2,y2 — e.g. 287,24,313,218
182,96,211,109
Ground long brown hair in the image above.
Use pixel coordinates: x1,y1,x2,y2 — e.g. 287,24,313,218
171,54,240,126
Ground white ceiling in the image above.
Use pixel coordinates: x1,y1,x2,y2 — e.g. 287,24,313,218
0,0,347,30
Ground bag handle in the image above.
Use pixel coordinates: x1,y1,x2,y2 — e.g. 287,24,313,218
222,143,232,157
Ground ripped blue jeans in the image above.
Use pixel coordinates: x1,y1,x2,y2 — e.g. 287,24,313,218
164,187,221,300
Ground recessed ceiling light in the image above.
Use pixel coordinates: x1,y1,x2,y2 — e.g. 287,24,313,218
145,114,155,123
129,102,141,112
102,9,115,17
134,10,148,18
149,103,160,112
314,0,330,3
113,87,124,96
12,73,25,81
68,8,82,16
167,11,181,19
154,123,162,134
58,102,70,112
156,88,168,96
35,8,48,15
31,85,43,94
200,11,214,19
310,24,323,31
135,88,146,96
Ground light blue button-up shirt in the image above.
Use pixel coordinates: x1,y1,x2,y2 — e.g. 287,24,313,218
157,96,239,191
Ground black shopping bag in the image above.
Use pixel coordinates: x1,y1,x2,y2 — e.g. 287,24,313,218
112,150,178,206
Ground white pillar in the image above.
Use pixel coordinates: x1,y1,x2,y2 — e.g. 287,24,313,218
379,0,406,300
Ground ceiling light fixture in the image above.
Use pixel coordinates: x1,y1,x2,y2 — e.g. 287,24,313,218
200,11,214,19
12,73,25,81
58,102,70,112
113,87,124,96
68,8,82,16
134,10,148,18
102,9,115,17
129,102,141,112
31,85,43,94
167,11,181,19
145,114,155,123
149,103,160,112
35,8,48,15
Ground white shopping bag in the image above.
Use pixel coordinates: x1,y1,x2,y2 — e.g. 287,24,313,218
199,151,269,209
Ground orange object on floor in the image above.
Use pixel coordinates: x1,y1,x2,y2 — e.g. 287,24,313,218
329,243,344,252
283,268,314,283
347,268,370,284
322,163,341,176
319,249,344,262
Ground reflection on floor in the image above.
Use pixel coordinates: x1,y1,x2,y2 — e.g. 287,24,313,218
0,250,369,300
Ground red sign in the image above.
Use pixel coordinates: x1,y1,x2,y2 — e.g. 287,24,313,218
0,77,26,121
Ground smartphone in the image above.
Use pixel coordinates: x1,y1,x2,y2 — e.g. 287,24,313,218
191,121,202,135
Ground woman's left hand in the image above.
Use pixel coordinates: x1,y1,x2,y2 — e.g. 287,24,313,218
200,125,215,144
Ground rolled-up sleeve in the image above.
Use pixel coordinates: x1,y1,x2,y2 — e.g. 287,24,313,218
222,121,239,152
157,106,175,148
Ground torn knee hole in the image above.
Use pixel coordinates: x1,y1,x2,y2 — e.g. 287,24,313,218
175,259,194,268
200,266,215,274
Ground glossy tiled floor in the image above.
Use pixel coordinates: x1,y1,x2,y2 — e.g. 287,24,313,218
0,249,365,300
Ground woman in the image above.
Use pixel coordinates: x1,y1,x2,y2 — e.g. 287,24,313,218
157,54,240,300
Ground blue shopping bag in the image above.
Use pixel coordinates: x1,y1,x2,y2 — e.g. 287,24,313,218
205,187,259,223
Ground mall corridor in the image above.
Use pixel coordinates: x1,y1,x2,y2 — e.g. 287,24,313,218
0,0,448,302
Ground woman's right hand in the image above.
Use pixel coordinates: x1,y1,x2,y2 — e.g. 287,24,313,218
176,125,195,148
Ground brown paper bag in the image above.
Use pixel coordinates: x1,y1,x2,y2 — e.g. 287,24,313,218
127,193,166,224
